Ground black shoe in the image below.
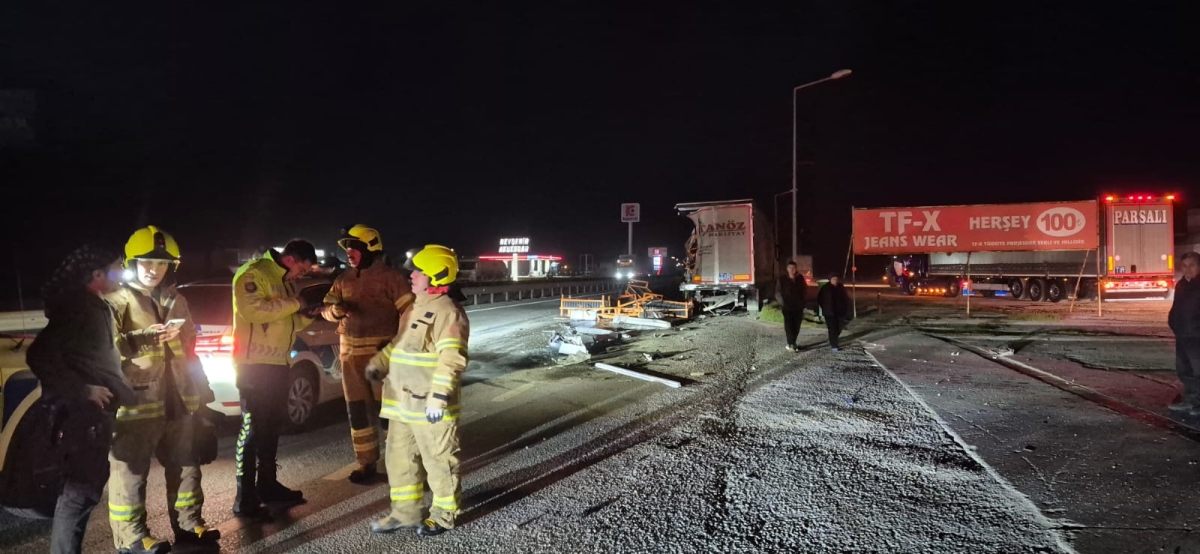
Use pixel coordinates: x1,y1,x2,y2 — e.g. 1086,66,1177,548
117,537,171,554
349,463,377,484
415,519,450,537
233,501,272,520
257,480,305,505
175,526,221,545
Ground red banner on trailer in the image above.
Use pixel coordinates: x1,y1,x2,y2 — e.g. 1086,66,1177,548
852,200,1099,255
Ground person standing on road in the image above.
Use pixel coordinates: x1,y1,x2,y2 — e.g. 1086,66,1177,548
1168,251,1200,415
27,246,136,554
321,225,414,483
366,245,470,538
105,227,220,553
231,240,320,519
775,260,808,351
818,274,852,351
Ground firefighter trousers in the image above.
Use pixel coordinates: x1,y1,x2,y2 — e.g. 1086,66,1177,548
108,417,206,548
343,352,386,467
384,418,461,528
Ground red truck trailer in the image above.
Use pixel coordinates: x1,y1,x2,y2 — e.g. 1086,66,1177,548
861,195,1177,301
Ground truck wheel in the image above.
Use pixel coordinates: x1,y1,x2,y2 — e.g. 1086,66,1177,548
945,280,961,298
903,280,918,296
1027,278,1046,302
1046,280,1066,302
1008,279,1025,299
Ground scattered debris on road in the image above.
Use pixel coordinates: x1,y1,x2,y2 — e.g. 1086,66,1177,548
593,362,682,388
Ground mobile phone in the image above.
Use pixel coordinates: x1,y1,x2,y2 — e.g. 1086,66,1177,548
165,319,187,330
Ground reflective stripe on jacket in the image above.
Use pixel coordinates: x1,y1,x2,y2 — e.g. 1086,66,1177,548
371,293,470,423
107,284,210,420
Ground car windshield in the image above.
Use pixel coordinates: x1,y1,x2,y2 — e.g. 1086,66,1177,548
180,284,233,325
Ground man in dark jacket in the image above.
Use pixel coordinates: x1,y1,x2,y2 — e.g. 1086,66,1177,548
26,245,137,554
775,261,808,351
818,275,852,351
1168,251,1200,415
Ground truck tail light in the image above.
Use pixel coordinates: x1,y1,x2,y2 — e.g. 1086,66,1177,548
1158,280,1169,288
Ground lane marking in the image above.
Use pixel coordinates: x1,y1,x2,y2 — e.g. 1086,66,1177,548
491,382,537,403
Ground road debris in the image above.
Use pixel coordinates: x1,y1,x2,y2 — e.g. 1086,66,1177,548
593,362,682,388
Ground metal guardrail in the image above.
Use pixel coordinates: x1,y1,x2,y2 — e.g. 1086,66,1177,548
460,279,625,307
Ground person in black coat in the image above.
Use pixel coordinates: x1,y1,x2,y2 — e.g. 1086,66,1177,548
775,261,808,351
1168,251,1200,415
26,245,135,554
818,274,852,351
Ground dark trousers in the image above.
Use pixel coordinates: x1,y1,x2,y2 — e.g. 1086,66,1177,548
50,406,113,554
50,480,103,554
826,318,844,349
235,363,289,503
783,309,803,347
1176,337,1200,404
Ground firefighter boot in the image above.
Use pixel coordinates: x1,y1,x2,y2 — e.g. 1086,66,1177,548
175,526,222,546
416,518,450,538
117,537,172,554
370,517,417,534
349,463,378,484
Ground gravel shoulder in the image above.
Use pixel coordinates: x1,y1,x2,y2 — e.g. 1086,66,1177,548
274,316,1073,553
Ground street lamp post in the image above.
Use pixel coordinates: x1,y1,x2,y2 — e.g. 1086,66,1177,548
791,69,852,260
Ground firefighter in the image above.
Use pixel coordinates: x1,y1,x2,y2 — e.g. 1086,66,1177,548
321,225,414,483
231,240,320,518
366,245,470,537
105,226,219,553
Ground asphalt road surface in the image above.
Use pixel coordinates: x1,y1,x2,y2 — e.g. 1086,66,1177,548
1,291,1193,553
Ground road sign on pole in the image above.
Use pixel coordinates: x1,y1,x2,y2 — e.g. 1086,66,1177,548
621,203,640,222
622,203,640,256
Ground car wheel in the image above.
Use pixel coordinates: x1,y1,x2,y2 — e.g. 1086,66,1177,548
285,365,319,431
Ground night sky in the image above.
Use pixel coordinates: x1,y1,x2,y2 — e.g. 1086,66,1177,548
2,3,1198,306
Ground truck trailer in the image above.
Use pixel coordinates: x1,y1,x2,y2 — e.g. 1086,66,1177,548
889,195,1176,301
677,199,777,312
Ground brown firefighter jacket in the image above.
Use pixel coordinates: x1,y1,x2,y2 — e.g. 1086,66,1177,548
369,292,469,423
321,256,414,357
107,283,212,421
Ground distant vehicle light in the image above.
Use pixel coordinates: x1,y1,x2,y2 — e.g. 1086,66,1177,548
1168,195,1176,201
1105,196,1114,202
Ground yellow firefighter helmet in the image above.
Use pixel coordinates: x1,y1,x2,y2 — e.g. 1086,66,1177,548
338,224,384,252
124,225,181,267
407,245,458,286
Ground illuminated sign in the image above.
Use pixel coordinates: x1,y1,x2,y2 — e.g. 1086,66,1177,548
499,237,530,253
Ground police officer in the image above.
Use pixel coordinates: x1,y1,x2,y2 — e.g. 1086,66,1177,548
106,227,219,553
366,245,470,537
231,240,319,518
321,225,413,483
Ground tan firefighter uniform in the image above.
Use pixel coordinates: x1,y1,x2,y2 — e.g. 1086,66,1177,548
106,281,214,548
322,254,413,468
369,291,469,528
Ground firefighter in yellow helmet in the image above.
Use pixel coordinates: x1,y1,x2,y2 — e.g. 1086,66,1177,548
366,245,469,537
105,226,219,553
321,225,414,483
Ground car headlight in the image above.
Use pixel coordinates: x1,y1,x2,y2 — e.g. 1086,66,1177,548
200,355,237,384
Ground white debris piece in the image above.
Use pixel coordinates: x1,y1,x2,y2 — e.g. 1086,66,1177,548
612,315,672,329
593,363,682,388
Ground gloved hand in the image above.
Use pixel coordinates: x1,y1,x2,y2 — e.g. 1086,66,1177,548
329,302,347,319
366,363,387,382
425,404,444,424
425,396,447,424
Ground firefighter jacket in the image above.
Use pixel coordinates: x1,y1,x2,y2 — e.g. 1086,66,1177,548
232,250,310,366
369,292,470,424
321,255,414,356
107,283,212,421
